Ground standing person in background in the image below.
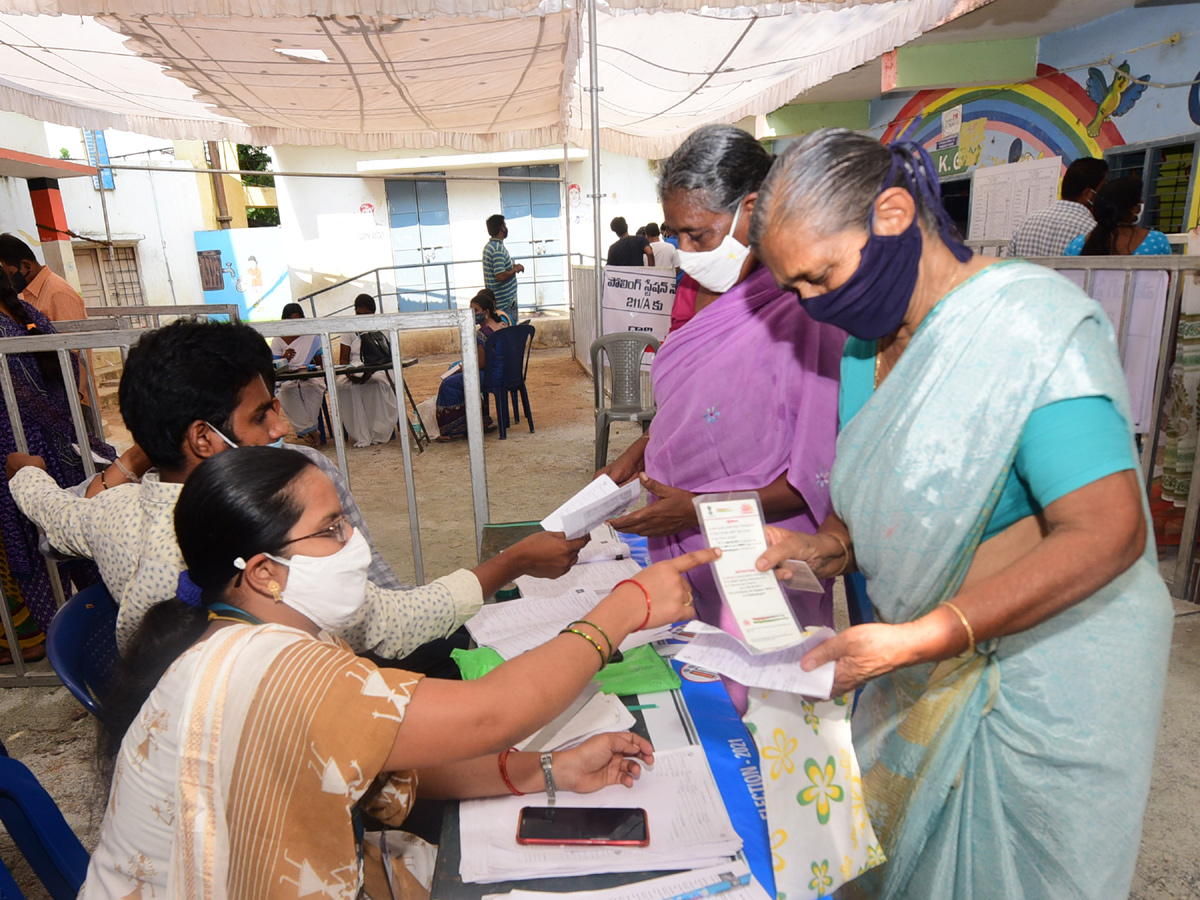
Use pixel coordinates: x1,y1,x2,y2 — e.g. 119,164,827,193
605,217,654,266
646,222,679,273
337,294,399,448
0,274,115,662
271,303,326,447
482,214,522,323
1006,157,1107,257
0,234,96,420
1065,176,1172,256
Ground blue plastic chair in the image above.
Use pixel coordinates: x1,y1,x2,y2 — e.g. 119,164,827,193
45,582,119,718
0,856,26,900
481,323,535,440
0,756,89,900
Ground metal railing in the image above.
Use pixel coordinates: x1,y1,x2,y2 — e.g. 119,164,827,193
83,303,242,330
297,253,585,319
0,310,488,685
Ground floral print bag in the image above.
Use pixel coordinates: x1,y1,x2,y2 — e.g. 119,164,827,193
744,689,884,899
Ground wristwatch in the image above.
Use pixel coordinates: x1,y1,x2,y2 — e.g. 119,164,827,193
540,752,556,806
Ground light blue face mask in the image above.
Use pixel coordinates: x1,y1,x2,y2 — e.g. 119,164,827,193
204,422,284,450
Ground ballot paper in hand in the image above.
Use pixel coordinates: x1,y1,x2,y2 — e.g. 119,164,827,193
693,493,804,652
515,558,643,600
542,476,643,540
576,524,632,564
675,622,837,699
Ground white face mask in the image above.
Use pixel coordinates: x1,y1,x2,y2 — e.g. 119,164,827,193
205,421,285,450
264,528,372,633
675,202,750,294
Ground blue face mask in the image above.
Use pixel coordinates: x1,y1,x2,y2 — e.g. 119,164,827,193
798,219,923,341
474,311,486,326
797,143,972,342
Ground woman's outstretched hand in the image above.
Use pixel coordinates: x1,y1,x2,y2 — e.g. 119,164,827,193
614,546,720,630
800,623,918,695
553,732,655,792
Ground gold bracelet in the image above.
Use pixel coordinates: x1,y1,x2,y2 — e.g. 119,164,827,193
825,532,850,578
560,627,608,669
939,601,976,655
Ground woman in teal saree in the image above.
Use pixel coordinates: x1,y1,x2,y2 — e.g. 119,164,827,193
747,129,1173,900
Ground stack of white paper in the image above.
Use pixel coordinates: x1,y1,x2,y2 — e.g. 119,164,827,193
674,622,837,699
466,587,672,661
516,691,637,753
481,860,770,900
543,476,643,540
459,746,742,883
515,558,643,600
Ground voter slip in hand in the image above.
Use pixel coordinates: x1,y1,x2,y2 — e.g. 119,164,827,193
674,622,837,699
542,476,643,540
459,745,742,883
576,524,632,564
693,493,804,652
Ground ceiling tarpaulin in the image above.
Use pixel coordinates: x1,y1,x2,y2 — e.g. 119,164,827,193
0,0,987,156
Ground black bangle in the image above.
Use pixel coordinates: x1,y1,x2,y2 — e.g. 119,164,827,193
99,467,111,491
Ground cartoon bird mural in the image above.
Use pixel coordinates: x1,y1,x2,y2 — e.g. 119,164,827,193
1085,62,1149,137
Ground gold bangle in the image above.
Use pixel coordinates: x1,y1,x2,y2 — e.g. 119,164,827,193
825,532,850,578
560,627,608,669
939,601,976,655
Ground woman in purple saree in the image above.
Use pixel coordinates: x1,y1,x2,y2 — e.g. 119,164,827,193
604,127,845,695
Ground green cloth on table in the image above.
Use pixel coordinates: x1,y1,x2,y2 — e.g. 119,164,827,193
451,643,680,695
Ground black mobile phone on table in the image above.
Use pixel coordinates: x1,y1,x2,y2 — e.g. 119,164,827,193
515,806,650,847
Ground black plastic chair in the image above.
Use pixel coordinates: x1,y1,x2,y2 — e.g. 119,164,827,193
45,582,119,718
481,323,535,440
0,756,89,900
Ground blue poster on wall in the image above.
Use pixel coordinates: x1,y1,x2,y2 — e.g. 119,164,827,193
194,227,292,322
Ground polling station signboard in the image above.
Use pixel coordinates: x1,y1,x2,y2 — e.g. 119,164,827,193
600,265,674,349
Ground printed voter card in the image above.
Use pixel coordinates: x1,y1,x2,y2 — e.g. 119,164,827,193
693,492,804,652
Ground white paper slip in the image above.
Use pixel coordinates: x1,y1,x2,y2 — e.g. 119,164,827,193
782,559,824,594
482,859,753,899
543,476,643,540
515,558,643,600
675,622,837,699
694,494,803,652
577,524,632,564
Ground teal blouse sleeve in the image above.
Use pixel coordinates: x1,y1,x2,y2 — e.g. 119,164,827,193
1063,235,1085,256
1014,395,1137,509
1135,230,1172,255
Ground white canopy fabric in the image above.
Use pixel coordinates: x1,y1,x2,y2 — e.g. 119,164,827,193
0,0,985,156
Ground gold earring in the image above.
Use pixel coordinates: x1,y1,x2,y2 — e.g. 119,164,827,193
267,580,283,603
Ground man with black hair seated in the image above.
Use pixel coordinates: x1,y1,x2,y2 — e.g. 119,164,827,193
6,320,585,659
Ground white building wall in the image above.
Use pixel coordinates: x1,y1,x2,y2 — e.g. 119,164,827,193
0,112,64,275
44,124,206,306
273,144,662,316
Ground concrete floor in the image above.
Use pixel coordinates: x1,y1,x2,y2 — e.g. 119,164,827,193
1,347,1198,898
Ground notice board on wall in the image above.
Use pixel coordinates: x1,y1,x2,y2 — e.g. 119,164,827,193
967,156,1062,242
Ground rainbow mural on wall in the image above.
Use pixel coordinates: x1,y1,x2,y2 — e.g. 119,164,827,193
880,64,1126,166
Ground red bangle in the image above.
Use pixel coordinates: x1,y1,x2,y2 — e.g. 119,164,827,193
615,579,652,631
498,747,523,796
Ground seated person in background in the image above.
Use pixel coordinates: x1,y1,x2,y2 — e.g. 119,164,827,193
1006,156,1107,257
435,289,508,441
272,302,326,446
81,446,711,900
336,294,399,448
605,217,654,267
1065,176,1173,256
6,320,586,657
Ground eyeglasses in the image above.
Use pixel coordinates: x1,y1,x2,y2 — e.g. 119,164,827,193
278,517,352,548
